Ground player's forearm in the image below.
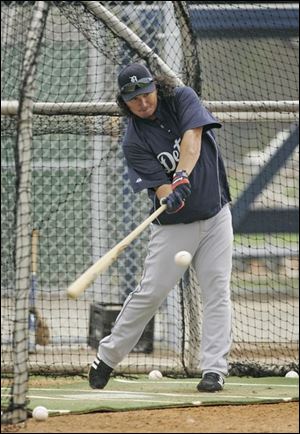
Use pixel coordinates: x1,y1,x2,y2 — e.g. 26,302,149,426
176,127,202,175
156,184,173,202
155,128,202,203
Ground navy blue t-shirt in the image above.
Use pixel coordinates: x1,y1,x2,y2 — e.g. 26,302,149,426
122,86,231,224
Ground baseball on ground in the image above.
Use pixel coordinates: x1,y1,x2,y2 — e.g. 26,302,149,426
148,370,163,380
32,406,48,421
174,250,192,267
285,370,299,378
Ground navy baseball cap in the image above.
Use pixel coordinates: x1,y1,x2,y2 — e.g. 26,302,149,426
118,63,156,101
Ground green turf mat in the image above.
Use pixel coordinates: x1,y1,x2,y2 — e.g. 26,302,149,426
2,376,298,416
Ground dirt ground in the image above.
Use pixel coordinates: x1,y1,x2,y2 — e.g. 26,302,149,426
2,402,299,433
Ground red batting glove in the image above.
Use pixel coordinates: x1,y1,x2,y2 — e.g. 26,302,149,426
172,170,191,200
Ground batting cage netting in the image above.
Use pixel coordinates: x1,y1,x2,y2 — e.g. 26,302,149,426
1,1,299,424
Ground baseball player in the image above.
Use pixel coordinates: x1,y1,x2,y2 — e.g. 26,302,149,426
89,63,233,392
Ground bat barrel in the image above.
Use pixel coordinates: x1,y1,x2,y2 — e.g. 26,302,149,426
66,204,166,299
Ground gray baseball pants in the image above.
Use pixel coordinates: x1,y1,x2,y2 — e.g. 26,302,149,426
98,204,233,376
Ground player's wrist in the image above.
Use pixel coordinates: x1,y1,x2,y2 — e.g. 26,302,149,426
172,171,189,186
173,169,188,178
172,171,191,200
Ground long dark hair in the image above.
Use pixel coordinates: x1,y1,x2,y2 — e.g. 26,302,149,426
116,74,180,117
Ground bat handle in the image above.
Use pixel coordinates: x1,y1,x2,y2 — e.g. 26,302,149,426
31,229,39,274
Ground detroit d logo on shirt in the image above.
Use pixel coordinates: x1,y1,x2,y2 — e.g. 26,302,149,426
157,138,181,173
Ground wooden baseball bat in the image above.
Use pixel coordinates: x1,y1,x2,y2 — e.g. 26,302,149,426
67,204,167,299
29,229,50,347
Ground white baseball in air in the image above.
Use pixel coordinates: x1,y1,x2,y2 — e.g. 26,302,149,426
285,370,299,378
32,405,48,421
174,250,192,267
148,370,163,380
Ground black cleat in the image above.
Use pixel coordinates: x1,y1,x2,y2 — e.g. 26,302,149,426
197,372,224,392
88,355,113,389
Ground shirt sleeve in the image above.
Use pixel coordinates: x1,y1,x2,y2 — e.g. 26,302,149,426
123,143,170,193
174,87,222,134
